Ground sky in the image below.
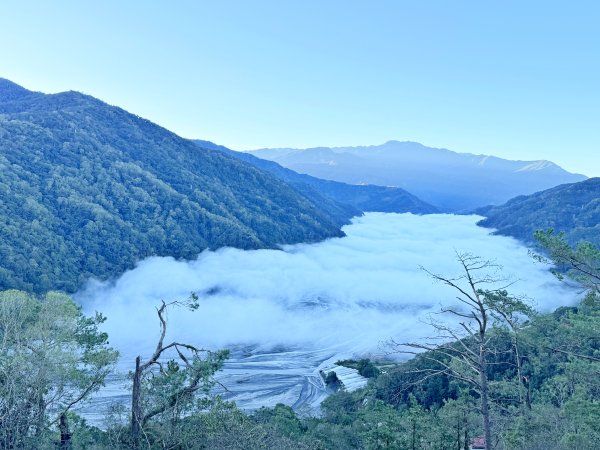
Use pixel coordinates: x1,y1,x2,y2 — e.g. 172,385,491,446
1,1,598,175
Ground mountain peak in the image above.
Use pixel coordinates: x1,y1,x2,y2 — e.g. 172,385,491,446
250,142,586,211
516,160,558,172
0,78,33,101
382,140,423,147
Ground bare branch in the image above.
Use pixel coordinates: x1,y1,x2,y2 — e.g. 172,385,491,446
546,346,600,362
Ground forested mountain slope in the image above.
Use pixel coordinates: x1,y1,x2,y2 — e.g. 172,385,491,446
476,177,600,245
0,79,349,293
250,141,586,211
195,140,438,214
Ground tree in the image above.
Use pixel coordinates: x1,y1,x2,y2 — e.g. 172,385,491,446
534,229,600,294
130,294,228,449
437,391,479,450
391,252,532,450
534,230,600,361
0,290,118,449
484,289,535,410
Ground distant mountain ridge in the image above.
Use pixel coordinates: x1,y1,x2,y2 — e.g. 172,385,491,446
249,141,587,211
476,178,600,246
195,140,438,214
0,78,351,293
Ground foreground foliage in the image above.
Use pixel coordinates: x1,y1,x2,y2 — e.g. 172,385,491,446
42,289,600,450
129,296,229,449
0,290,117,449
2,236,599,449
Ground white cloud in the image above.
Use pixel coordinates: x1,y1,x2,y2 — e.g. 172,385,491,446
76,213,578,413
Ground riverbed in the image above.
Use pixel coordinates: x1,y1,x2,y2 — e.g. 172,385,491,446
76,213,577,424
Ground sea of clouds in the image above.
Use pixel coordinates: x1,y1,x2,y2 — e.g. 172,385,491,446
76,213,578,413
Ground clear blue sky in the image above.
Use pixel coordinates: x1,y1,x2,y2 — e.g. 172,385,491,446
1,1,598,175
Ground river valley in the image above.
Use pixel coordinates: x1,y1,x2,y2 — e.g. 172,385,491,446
76,213,578,424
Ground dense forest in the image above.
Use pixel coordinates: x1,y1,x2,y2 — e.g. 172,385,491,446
1,232,598,449
194,140,438,214
0,79,353,293
476,178,600,246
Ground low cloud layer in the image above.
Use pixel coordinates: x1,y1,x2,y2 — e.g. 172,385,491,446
77,213,577,360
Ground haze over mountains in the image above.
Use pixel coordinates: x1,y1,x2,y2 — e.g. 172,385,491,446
195,140,438,214
249,141,587,212
0,79,351,292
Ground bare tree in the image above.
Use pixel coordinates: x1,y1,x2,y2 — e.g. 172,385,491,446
131,295,228,449
390,252,531,450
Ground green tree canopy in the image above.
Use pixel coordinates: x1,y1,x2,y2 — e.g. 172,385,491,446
0,290,118,449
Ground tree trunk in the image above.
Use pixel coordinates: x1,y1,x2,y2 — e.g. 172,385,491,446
513,335,524,408
456,413,461,450
131,355,142,449
59,413,72,450
479,345,492,450
524,377,532,411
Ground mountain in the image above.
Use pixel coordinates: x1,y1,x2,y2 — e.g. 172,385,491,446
249,141,587,212
0,79,351,293
476,178,600,246
195,140,438,214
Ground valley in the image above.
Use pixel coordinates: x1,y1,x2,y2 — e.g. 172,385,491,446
75,213,578,424
1,74,598,448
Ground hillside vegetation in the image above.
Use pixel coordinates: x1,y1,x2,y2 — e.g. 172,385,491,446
476,178,600,246
0,79,350,293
